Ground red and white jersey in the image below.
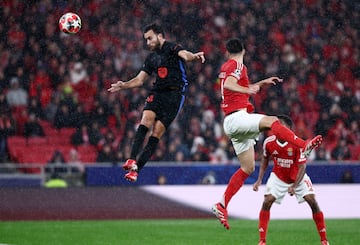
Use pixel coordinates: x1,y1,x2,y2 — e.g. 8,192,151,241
219,59,254,116
263,135,306,184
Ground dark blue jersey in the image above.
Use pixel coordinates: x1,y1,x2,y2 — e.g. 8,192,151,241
141,41,188,92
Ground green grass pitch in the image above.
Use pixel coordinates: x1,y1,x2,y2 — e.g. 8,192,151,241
0,219,359,245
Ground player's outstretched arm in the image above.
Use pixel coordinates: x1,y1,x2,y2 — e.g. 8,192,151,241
225,76,260,94
108,71,148,93
178,50,205,63
255,76,283,88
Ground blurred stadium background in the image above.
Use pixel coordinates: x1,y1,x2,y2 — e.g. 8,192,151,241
0,0,359,225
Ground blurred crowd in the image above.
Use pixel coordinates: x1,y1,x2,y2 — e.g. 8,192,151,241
0,0,359,166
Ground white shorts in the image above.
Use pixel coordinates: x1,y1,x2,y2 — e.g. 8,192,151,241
223,110,264,155
265,172,315,204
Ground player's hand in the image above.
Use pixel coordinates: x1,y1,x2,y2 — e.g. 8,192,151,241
108,81,125,92
288,186,295,196
248,84,260,94
261,76,283,86
253,180,261,192
194,51,205,63
268,76,283,85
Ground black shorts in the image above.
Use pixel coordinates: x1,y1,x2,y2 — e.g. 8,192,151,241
143,90,185,128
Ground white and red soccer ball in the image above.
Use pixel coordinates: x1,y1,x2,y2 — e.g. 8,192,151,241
59,12,81,34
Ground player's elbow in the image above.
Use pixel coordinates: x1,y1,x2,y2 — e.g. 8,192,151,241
137,80,144,87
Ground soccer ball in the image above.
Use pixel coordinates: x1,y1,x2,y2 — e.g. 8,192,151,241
59,12,82,34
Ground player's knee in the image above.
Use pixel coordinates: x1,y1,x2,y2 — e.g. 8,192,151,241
242,165,255,175
304,194,315,202
151,131,163,139
151,123,166,138
267,116,279,125
262,197,274,210
260,115,278,129
304,195,320,212
141,119,154,128
249,165,255,173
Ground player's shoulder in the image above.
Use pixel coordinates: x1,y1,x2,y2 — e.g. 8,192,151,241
223,59,246,71
165,41,183,52
263,135,277,146
225,59,238,67
221,60,235,72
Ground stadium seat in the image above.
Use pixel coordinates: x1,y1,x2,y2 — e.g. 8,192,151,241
39,120,56,134
46,134,71,145
7,136,27,146
59,127,77,137
349,145,360,161
76,145,97,164
7,136,27,162
25,136,47,145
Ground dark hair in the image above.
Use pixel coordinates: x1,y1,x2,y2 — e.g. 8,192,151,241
226,38,244,54
277,114,293,128
143,23,165,37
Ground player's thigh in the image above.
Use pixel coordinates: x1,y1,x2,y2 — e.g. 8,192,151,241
141,110,157,127
295,174,315,203
228,112,261,156
231,137,256,156
146,91,182,128
223,111,264,137
259,115,278,130
265,173,288,204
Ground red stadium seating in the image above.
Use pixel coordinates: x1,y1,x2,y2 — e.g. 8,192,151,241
25,136,48,145
76,145,97,164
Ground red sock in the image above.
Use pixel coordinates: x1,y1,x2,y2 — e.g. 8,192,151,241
313,211,327,241
271,120,306,148
259,210,270,241
223,169,249,208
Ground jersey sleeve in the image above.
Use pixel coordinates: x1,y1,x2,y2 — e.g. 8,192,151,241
295,146,307,165
263,135,275,158
171,43,185,56
225,60,242,80
263,141,269,157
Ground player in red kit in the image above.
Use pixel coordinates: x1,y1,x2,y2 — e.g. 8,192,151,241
253,115,329,245
211,38,323,230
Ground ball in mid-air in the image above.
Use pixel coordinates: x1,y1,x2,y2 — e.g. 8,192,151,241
59,12,81,34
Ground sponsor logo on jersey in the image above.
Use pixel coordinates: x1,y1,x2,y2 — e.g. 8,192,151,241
287,147,293,157
276,158,294,168
157,67,168,78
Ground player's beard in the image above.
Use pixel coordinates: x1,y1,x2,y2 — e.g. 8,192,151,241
148,37,161,51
